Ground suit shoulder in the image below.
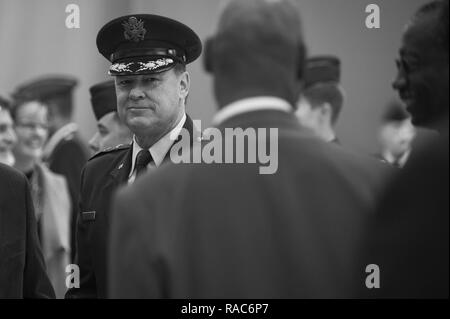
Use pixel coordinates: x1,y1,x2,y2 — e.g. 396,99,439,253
0,164,27,187
87,144,131,168
54,135,87,154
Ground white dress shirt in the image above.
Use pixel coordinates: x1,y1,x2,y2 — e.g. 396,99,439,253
212,96,292,125
128,113,186,184
382,149,411,168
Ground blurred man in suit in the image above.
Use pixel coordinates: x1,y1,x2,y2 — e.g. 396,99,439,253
296,56,344,144
88,80,132,154
363,0,448,298
66,14,202,299
0,163,55,299
0,97,17,166
375,100,416,168
13,76,89,262
109,0,388,298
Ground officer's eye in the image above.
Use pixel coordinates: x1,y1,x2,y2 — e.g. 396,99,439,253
143,77,159,84
0,124,7,133
118,79,133,86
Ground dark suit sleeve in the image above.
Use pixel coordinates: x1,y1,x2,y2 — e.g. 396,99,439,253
108,187,165,298
65,167,97,299
22,178,56,299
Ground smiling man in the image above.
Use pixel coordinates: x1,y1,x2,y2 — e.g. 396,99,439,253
363,0,448,298
65,14,201,298
393,0,449,132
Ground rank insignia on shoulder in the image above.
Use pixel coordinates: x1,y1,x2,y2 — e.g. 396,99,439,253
89,143,130,161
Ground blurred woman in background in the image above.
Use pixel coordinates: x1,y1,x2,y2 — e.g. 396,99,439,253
11,99,71,298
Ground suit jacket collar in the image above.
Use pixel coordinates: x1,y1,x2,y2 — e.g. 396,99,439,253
43,123,78,159
216,109,308,134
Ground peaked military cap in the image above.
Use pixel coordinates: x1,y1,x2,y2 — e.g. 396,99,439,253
304,56,341,88
12,75,78,102
96,14,202,76
89,80,117,121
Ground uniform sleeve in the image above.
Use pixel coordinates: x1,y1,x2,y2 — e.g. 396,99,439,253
65,166,98,299
23,178,56,299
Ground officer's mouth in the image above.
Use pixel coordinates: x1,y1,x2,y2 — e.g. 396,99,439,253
127,105,155,111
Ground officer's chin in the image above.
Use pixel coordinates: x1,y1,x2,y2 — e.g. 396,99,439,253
126,116,155,134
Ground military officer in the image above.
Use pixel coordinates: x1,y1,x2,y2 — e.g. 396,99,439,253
374,100,416,168
65,14,202,298
0,163,55,299
295,56,345,144
88,80,132,154
12,76,90,262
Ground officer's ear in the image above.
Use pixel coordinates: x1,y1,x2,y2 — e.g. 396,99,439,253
179,69,190,100
203,38,214,73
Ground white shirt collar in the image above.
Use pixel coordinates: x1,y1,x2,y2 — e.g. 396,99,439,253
212,96,292,125
382,149,411,168
0,152,15,166
129,113,186,180
43,123,78,158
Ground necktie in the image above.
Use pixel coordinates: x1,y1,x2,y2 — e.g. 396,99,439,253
135,150,153,178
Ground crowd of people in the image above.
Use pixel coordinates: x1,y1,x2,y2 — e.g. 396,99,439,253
0,0,448,299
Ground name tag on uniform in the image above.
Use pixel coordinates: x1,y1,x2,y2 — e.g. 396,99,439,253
81,211,96,221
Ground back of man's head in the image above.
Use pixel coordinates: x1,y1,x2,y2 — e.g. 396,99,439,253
208,0,305,106
413,0,449,53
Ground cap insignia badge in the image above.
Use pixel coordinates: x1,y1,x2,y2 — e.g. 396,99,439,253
123,17,146,42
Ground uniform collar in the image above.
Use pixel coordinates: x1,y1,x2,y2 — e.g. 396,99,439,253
129,113,186,178
43,123,78,158
382,149,411,168
212,96,292,126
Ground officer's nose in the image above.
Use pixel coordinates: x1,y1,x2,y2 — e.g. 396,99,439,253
129,86,146,101
89,132,100,153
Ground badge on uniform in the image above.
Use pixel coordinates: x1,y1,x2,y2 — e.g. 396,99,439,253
81,211,96,221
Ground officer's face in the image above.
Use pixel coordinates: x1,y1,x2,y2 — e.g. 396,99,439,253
296,97,327,138
115,68,189,139
89,111,132,153
393,14,449,127
0,109,17,156
13,101,49,160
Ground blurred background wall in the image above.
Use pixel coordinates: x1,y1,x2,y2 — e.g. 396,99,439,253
0,0,429,154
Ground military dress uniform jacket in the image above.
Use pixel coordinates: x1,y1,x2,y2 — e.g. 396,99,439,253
66,116,195,298
109,110,391,298
0,164,55,299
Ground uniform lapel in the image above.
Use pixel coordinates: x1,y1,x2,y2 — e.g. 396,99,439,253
107,147,133,188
